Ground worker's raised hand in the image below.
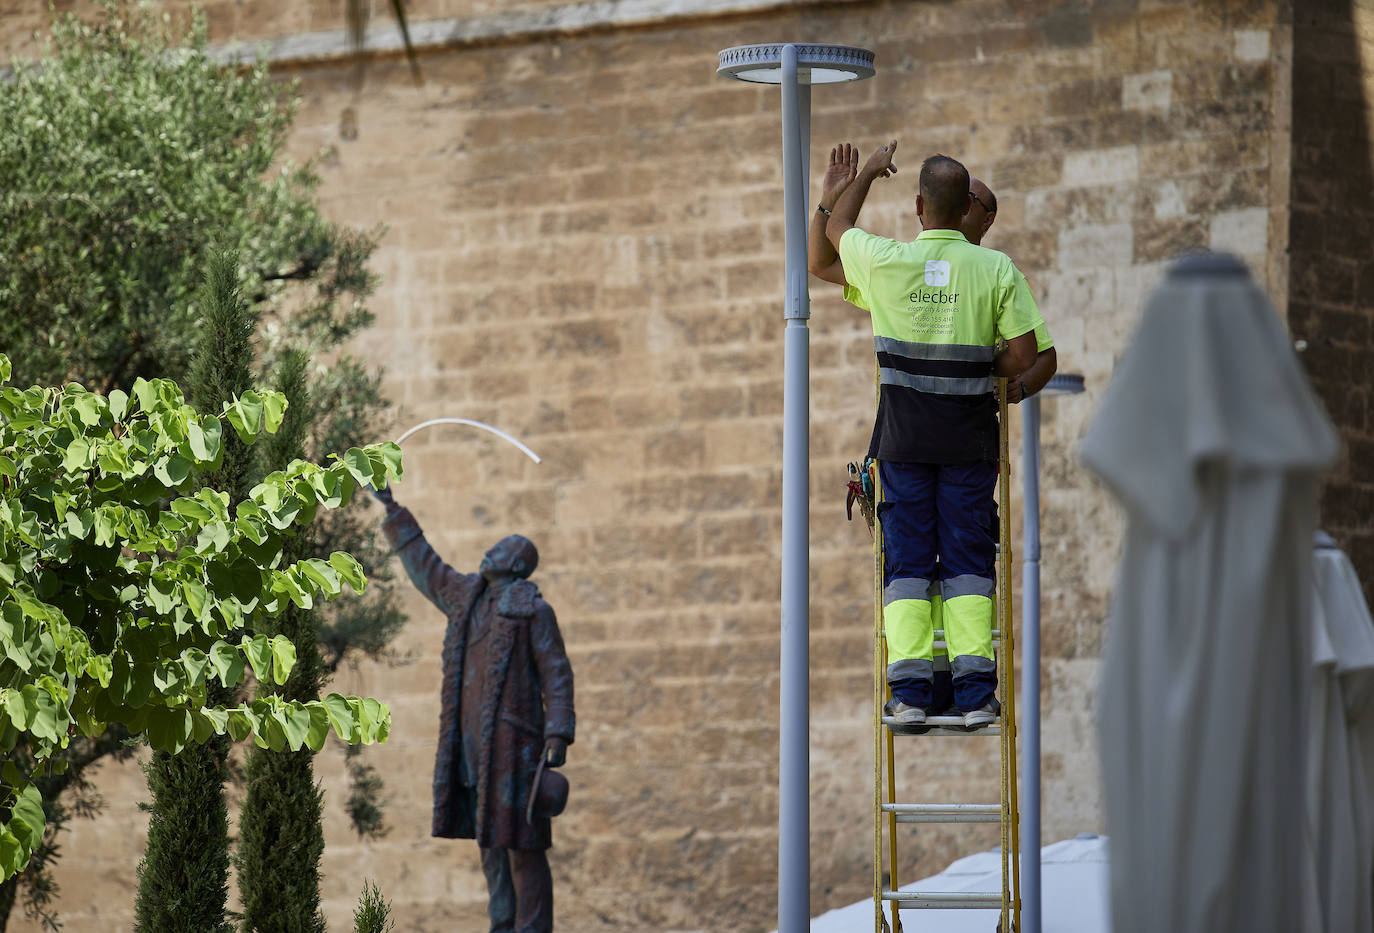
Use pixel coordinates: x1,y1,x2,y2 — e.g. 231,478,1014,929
862,139,899,180
821,142,859,209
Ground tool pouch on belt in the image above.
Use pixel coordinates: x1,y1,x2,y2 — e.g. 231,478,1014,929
846,459,876,535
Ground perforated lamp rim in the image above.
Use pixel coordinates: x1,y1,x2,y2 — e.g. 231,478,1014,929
716,43,875,84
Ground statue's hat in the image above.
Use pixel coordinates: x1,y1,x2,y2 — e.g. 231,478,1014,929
525,757,569,823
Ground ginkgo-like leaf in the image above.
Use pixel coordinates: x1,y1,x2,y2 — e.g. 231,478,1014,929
0,352,394,881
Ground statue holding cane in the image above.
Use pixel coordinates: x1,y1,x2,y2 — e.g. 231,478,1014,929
373,478,573,933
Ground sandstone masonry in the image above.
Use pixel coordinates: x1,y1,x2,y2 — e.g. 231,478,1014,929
7,1,1367,931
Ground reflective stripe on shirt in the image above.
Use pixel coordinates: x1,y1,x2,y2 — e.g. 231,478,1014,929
873,337,996,363
879,369,996,396
875,336,996,396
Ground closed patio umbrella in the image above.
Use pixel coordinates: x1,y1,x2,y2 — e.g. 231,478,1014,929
1080,253,1338,933
1304,531,1374,932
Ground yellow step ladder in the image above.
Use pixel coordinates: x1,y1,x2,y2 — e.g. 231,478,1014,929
871,384,1021,933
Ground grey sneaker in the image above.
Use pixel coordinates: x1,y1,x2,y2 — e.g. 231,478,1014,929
963,701,998,730
890,701,926,726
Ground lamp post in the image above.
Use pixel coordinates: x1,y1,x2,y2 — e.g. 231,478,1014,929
1021,372,1085,933
716,43,875,933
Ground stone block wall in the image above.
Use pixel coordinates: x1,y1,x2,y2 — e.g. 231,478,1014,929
1289,0,1374,604
3,1,1304,930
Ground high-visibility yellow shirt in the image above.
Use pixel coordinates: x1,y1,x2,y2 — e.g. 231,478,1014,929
839,227,1044,463
845,293,1054,348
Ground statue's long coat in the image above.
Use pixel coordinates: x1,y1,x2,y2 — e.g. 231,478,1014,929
383,506,575,851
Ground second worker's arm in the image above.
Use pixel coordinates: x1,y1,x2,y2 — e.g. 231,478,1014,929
1005,346,1059,403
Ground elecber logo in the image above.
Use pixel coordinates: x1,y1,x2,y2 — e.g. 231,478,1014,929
924,260,950,287
909,290,959,304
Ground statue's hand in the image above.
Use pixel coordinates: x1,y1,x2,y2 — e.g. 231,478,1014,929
543,737,567,768
370,483,395,506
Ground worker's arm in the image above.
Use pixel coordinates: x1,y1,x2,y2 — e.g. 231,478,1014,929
827,140,897,249
1005,346,1059,403
993,331,1038,377
809,143,859,285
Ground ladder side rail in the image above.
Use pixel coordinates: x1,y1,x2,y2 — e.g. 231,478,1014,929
874,455,887,933
884,643,901,925
878,465,903,933
998,377,1022,931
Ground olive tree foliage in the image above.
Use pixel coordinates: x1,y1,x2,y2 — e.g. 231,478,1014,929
0,6,406,905
0,0,406,676
0,2,365,393
0,354,401,881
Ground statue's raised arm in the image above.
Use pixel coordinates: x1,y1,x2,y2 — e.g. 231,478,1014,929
375,486,480,616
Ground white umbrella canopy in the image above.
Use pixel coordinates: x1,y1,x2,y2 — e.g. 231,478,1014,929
799,835,1111,933
1080,253,1338,933
1304,533,1374,932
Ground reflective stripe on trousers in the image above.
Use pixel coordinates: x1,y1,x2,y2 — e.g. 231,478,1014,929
884,584,994,670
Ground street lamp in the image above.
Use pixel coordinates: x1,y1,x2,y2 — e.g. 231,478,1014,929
716,43,874,933
1021,371,1085,933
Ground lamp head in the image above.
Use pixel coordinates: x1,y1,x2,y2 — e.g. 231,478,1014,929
717,44,875,85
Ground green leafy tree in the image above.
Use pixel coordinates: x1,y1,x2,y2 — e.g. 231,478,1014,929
0,6,406,923
0,353,400,888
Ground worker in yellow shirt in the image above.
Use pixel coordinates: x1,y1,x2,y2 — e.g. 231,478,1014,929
808,141,1041,728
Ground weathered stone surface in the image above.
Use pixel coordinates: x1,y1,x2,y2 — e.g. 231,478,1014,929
2,0,1324,930
1290,0,1374,610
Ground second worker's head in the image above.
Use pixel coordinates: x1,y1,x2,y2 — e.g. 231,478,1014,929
960,176,998,246
917,154,972,230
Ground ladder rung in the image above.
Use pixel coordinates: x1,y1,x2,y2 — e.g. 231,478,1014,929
882,715,1001,736
880,803,1001,824
883,891,1004,909
931,630,1003,652
932,640,1002,651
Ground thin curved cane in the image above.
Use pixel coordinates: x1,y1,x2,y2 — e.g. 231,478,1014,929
394,417,542,463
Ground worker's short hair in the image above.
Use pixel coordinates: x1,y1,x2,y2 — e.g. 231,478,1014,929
919,155,971,224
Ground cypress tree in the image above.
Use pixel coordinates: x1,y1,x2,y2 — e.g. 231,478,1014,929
352,881,395,933
133,252,253,933
236,349,326,933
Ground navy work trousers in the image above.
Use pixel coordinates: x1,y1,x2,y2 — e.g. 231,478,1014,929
879,460,999,712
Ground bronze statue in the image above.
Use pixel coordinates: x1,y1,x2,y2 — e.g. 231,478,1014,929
374,486,574,933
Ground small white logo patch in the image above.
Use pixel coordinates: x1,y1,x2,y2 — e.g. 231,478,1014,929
924,260,950,287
